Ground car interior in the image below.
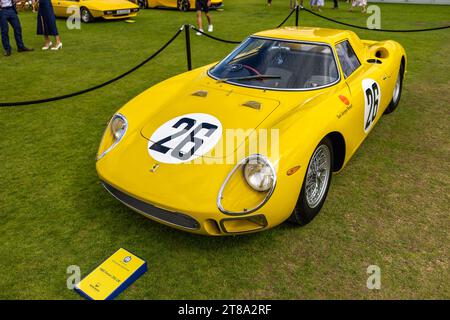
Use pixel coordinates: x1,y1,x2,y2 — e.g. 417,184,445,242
211,39,340,89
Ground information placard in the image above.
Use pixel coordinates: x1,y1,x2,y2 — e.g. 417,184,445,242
75,248,147,300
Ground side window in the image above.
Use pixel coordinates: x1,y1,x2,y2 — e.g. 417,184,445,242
336,41,361,78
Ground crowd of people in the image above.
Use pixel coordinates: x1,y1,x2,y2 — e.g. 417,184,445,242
0,0,61,57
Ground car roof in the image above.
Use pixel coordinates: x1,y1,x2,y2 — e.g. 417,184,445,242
253,27,360,45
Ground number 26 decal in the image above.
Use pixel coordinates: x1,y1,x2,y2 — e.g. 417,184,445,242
362,79,381,133
148,113,222,164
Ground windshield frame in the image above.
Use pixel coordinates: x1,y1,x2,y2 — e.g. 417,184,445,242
207,35,342,92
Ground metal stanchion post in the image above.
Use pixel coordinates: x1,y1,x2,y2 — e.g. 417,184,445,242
295,5,299,27
184,24,192,71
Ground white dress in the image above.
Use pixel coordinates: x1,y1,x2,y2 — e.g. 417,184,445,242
352,0,367,7
310,0,324,6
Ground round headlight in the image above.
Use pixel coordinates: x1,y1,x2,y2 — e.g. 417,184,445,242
110,114,127,141
243,156,275,192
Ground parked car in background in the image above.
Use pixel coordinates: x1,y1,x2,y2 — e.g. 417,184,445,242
52,0,140,23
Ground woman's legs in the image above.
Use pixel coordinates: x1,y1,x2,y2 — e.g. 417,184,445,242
197,10,203,31
43,35,51,46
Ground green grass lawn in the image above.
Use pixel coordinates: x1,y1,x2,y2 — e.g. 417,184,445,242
0,0,449,299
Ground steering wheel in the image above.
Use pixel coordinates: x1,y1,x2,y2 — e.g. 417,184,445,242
242,64,262,76
227,63,262,76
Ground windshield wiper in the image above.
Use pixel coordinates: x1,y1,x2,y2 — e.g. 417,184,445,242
216,75,281,83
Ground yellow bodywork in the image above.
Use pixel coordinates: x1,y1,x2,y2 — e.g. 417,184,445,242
96,27,406,236
147,0,223,10
52,0,139,20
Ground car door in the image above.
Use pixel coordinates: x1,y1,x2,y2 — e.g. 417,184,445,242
335,39,390,154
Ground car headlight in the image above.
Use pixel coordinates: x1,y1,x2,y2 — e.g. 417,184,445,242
243,155,275,192
96,114,128,160
110,114,127,140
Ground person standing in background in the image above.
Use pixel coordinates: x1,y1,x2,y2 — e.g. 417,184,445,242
290,0,303,8
0,0,33,56
310,0,324,11
267,0,272,5
349,0,367,12
36,0,62,50
333,0,339,9
195,0,213,36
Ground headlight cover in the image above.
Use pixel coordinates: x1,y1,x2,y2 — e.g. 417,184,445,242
243,156,275,192
217,154,277,215
110,114,127,140
96,113,128,160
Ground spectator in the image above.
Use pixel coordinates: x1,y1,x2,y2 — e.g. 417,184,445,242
310,0,324,11
290,0,303,8
268,0,272,6
349,0,367,13
36,0,62,50
0,0,33,56
195,0,213,36
332,0,338,9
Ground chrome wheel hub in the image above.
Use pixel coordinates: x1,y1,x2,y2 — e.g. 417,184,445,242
393,73,401,104
81,10,89,22
305,145,331,208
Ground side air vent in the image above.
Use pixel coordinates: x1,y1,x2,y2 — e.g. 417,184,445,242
367,59,382,64
374,47,389,59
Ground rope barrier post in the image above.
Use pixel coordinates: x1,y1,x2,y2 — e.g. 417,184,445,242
295,5,299,27
184,24,192,71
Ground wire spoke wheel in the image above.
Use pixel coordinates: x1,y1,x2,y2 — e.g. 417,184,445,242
393,73,401,104
177,0,190,11
305,145,331,208
80,8,92,23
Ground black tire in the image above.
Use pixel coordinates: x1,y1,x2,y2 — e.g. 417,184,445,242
80,7,93,23
177,0,191,12
384,62,404,114
138,0,147,9
288,137,334,226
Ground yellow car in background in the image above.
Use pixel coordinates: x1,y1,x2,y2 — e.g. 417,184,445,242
136,0,223,11
52,0,140,23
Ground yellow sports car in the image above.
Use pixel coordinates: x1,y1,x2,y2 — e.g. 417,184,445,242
96,27,406,235
51,0,139,23
137,0,223,11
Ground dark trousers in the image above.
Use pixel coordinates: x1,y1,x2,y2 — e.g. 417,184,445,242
333,0,339,8
0,8,25,52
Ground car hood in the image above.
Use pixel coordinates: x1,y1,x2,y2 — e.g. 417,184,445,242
140,84,281,158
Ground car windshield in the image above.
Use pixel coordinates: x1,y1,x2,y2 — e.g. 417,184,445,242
209,37,340,90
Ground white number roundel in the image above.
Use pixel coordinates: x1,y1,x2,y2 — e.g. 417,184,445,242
148,113,222,164
362,78,381,133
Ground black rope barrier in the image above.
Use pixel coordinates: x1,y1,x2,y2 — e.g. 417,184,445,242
0,28,183,107
189,26,241,44
276,7,297,28
301,7,450,32
0,8,300,107
190,7,299,44
3,7,449,108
